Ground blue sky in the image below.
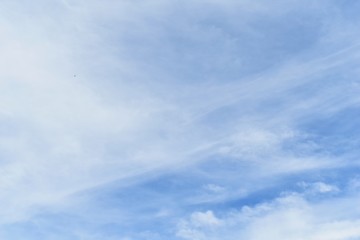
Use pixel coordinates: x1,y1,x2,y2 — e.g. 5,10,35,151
1,0,360,239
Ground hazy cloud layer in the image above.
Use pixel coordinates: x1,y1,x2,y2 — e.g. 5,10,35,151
1,0,360,239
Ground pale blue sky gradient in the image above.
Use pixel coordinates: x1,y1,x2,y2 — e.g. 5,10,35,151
1,0,360,239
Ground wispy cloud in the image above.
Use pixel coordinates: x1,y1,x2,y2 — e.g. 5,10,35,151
176,179,360,240
1,0,360,239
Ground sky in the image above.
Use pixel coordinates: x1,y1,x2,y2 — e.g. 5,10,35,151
1,0,360,239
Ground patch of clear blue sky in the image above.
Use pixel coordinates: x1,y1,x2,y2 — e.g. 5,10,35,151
92,1,322,86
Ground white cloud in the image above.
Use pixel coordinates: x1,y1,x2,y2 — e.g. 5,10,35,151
190,211,222,227
177,190,360,240
177,210,222,240
298,181,340,194
203,184,226,193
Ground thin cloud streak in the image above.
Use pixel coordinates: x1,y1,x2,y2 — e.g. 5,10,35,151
1,0,360,239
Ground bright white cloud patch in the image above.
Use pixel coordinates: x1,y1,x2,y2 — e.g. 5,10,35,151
1,0,360,239
177,188,360,240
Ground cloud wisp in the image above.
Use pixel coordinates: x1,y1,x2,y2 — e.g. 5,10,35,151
1,0,360,239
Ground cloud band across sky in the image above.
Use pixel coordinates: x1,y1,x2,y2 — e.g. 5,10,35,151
1,0,360,239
